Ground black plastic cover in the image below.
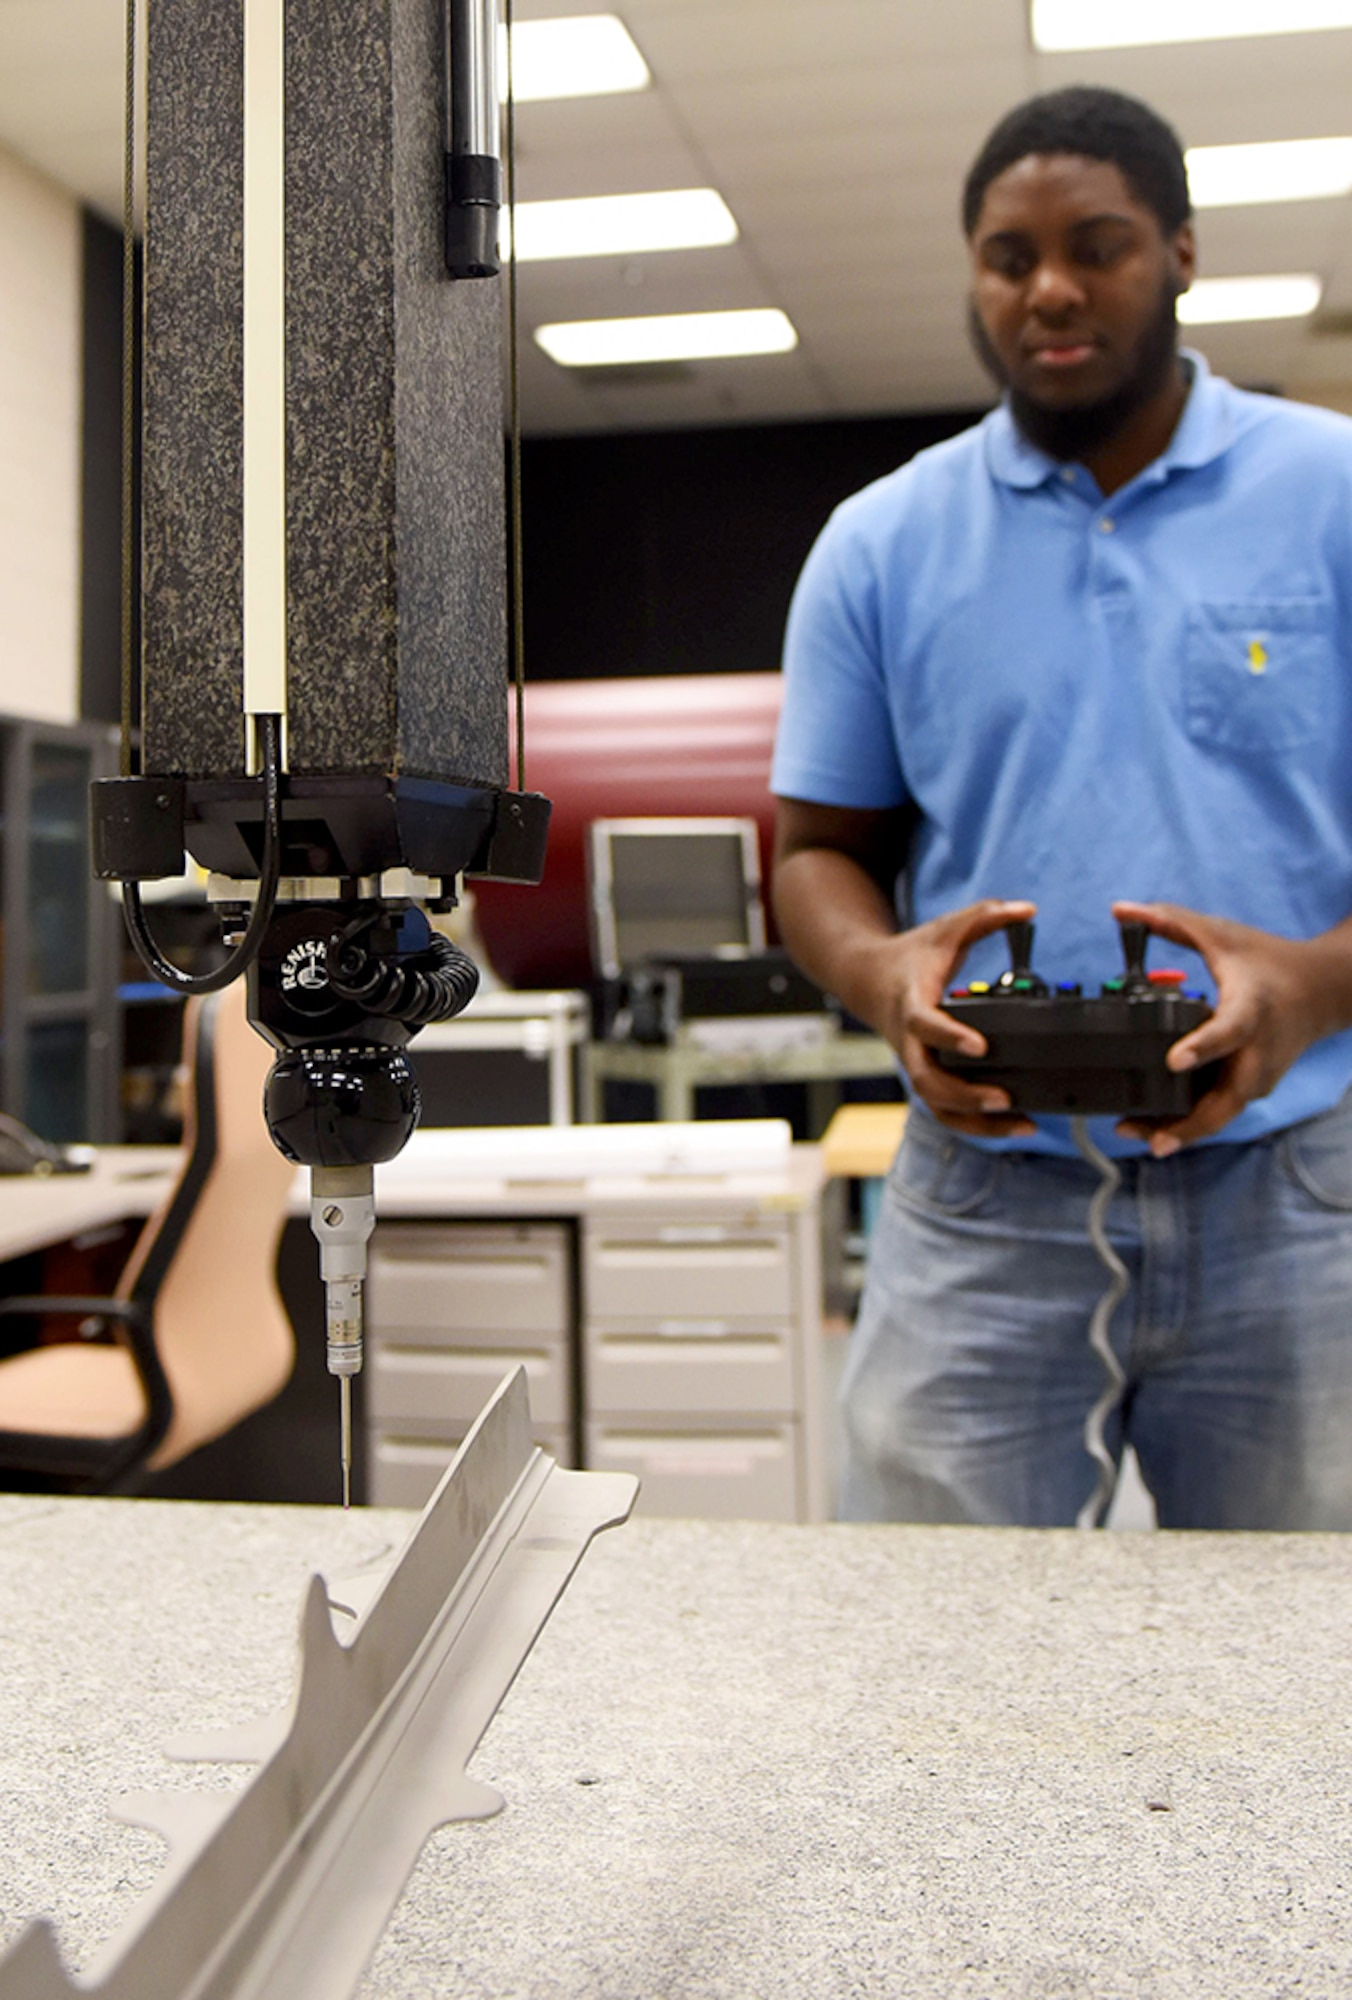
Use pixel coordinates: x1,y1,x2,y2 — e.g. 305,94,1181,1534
90,776,187,881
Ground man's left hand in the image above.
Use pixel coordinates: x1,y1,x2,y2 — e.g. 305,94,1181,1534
1112,898,1352,1158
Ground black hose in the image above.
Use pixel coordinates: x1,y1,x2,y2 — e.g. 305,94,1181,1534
121,713,285,996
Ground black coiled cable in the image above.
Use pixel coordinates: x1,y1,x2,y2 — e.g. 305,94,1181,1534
327,925,480,1027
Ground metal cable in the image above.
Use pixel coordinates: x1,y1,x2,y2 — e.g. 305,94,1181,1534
1070,1114,1131,1530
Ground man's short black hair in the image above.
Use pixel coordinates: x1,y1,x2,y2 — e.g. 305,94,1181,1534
962,86,1191,238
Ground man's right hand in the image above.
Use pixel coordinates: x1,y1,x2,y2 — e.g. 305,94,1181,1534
771,797,1038,1138
844,897,1039,1138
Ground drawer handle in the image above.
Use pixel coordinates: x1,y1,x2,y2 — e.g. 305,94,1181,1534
654,1319,735,1340
654,1226,735,1245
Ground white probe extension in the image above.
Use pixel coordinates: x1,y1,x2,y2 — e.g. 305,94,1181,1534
1069,1115,1131,1530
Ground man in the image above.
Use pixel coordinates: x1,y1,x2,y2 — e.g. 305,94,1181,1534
771,86,1352,1531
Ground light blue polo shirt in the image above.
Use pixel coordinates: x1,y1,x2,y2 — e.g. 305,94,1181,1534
772,354,1352,1155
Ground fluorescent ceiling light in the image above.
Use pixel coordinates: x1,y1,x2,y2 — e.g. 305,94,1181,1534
503,189,738,262
1032,0,1352,49
502,15,650,102
535,308,799,367
1177,274,1323,323
1186,138,1352,207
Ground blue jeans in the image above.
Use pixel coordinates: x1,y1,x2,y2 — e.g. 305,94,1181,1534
839,1097,1352,1529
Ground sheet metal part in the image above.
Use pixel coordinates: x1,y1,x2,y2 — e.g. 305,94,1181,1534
0,1368,637,2000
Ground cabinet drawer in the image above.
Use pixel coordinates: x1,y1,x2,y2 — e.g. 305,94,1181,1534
369,1421,574,1509
584,1220,793,1322
368,1342,569,1427
370,1223,569,1335
585,1421,801,1522
586,1322,795,1416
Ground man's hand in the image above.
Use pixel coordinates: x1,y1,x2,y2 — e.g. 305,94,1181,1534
1113,898,1352,1157
771,798,1038,1137
847,896,1040,1138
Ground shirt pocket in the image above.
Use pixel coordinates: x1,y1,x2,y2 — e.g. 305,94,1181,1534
1183,599,1332,756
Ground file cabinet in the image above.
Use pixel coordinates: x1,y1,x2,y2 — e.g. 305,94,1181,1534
363,1146,825,1520
582,1205,819,1520
366,1221,574,1507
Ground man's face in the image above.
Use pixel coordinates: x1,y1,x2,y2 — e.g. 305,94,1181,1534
967,152,1195,446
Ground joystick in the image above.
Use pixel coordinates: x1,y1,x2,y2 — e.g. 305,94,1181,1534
936,917,1218,1116
993,918,1048,995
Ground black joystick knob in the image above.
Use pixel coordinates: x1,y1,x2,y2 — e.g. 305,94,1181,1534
1118,919,1152,996
1006,919,1034,973
996,918,1049,996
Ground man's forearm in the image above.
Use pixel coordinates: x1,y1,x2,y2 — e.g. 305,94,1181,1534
1305,914,1352,1041
772,845,903,1036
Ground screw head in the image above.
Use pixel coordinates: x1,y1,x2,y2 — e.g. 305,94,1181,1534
322,1204,344,1227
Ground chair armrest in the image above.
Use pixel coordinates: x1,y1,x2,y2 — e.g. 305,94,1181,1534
0,1297,148,1329
0,1292,171,1481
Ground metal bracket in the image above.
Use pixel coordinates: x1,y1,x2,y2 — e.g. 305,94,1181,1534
0,1369,637,2000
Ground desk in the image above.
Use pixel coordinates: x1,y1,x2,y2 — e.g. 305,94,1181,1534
1,1495,1348,1999
585,1021,898,1125
367,1128,827,1521
0,1148,180,1266
0,1134,826,1524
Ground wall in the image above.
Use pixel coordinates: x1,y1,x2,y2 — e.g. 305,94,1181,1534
0,141,81,723
518,408,980,683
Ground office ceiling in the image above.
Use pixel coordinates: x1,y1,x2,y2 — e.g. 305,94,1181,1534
2,0,1352,433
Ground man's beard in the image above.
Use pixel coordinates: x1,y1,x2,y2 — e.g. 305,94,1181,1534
967,279,1182,463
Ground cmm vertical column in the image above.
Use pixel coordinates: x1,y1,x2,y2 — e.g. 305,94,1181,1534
140,0,509,793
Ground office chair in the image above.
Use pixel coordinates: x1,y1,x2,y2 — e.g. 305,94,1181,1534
0,979,296,1490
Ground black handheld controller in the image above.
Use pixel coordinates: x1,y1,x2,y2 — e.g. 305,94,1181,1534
936,919,1219,1116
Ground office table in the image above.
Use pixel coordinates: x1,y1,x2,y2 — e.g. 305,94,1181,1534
584,1021,898,1126
0,1130,827,1522
1,1494,1349,1998
0,1149,180,1266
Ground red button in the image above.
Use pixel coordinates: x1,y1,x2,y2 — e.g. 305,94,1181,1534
1147,969,1187,986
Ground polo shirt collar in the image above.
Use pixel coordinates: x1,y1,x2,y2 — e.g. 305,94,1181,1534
984,349,1232,491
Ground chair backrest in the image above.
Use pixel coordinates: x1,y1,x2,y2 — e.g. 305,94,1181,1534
121,981,296,1468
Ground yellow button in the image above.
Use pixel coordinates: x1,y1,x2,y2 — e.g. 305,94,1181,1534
968,980,992,994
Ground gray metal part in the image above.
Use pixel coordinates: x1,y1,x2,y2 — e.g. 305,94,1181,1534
0,1369,636,2000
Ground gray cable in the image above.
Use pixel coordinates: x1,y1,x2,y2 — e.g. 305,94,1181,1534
1069,1114,1130,1530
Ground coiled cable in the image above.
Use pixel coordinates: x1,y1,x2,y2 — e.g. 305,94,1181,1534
1070,1114,1130,1531
327,922,480,1026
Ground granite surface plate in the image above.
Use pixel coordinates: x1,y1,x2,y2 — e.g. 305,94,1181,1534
1,1498,1349,1998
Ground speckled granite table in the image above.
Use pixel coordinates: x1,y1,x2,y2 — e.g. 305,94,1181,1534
1,1495,1349,1999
